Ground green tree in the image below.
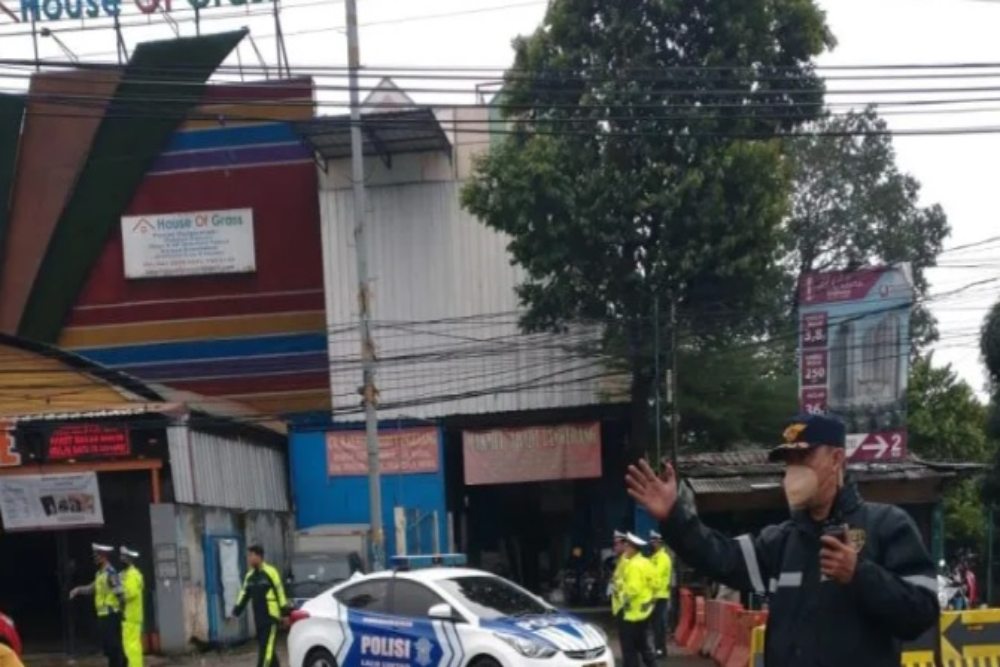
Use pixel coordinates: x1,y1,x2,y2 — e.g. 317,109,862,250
784,109,950,346
462,0,833,459
907,356,991,463
908,356,993,550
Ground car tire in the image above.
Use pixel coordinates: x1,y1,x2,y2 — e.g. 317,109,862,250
304,648,337,667
469,657,501,667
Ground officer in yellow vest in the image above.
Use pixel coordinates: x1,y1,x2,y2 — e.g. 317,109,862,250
608,530,627,618
619,532,656,667
69,544,126,667
119,546,144,667
230,545,289,667
648,530,673,658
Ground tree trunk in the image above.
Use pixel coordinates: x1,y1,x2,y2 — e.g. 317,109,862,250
627,364,655,464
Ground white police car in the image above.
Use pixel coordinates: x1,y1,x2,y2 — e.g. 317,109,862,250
288,566,613,667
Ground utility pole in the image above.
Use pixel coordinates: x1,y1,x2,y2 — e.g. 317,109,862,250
653,298,662,467
670,298,679,469
345,0,385,571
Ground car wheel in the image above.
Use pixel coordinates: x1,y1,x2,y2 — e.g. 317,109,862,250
305,648,337,667
469,657,501,667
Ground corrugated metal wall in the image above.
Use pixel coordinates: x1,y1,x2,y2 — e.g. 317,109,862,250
321,179,610,420
168,426,290,511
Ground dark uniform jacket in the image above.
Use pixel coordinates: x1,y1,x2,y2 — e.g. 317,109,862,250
662,483,939,667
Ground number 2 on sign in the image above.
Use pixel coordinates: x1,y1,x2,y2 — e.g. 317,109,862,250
889,433,902,457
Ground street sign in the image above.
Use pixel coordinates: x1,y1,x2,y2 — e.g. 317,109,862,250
940,609,1000,664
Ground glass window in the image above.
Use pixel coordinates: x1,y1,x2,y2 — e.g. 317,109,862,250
391,579,446,618
435,576,549,620
334,579,391,613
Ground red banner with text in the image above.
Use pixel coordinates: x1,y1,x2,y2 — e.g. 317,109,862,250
326,427,440,477
462,422,602,486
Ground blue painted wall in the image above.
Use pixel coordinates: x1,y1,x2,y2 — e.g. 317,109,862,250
289,424,448,559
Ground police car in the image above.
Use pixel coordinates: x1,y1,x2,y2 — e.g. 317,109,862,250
288,558,613,667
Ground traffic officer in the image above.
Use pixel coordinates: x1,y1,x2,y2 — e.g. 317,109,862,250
230,544,289,667
626,414,939,667
608,530,627,620
70,544,126,667
648,530,673,658
619,532,657,667
119,546,144,667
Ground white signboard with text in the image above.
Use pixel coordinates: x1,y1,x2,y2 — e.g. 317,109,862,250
121,208,256,278
0,473,104,532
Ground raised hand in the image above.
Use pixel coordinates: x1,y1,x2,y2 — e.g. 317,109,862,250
625,459,678,522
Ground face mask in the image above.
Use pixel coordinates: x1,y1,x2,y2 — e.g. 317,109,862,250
783,464,819,509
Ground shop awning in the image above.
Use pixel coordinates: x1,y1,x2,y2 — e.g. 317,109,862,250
678,448,961,512
292,108,452,167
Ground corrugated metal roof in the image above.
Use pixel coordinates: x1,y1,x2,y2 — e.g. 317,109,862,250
322,179,621,420
681,447,949,497
294,109,452,163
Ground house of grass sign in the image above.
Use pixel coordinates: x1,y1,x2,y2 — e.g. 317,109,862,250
798,264,914,462
18,0,268,23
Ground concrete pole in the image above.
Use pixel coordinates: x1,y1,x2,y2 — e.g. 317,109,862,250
345,0,385,571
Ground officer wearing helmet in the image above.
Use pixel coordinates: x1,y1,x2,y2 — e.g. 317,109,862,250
626,414,939,667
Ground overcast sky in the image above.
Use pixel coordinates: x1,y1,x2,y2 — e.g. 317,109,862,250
1,0,997,396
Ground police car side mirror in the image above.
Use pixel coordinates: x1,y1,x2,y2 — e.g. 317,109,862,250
428,603,458,621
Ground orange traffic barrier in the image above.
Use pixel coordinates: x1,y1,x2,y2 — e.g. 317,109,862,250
683,596,708,654
726,611,768,667
675,588,695,648
702,600,722,657
712,602,743,665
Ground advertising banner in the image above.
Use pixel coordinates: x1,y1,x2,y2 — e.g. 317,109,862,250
462,422,602,486
0,473,104,531
327,427,439,477
47,424,130,461
121,208,256,278
798,265,914,461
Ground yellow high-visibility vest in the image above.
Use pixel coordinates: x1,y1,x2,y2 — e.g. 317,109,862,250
621,553,655,622
650,548,673,600
94,566,122,617
121,565,144,625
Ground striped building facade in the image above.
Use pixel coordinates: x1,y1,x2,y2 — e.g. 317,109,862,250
54,78,330,416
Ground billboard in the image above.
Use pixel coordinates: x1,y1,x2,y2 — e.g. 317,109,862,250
462,422,602,485
326,427,439,477
121,208,256,279
0,473,104,531
798,265,914,462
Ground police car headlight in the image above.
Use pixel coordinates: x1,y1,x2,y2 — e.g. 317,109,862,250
494,632,557,659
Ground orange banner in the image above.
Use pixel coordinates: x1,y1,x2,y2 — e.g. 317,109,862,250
326,427,439,477
462,422,602,485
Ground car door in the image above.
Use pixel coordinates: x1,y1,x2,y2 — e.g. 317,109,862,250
388,579,456,667
332,578,397,666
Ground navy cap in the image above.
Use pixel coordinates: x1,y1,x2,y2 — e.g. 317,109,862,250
768,414,846,462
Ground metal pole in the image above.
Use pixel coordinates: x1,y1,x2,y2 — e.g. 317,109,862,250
670,298,679,468
30,14,40,72
345,0,385,571
653,298,662,465
989,506,995,605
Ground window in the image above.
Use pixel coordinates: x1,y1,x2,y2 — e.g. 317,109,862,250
334,579,391,613
435,576,549,620
390,580,446,618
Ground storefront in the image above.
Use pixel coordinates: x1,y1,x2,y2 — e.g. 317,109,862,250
0,334,292,655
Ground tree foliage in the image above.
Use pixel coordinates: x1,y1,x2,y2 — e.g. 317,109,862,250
907,356,991,463
784,109,950,345
462,0,833,458
908,356,994,550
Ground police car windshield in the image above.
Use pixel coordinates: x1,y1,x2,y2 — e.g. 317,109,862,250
436,576,549,620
